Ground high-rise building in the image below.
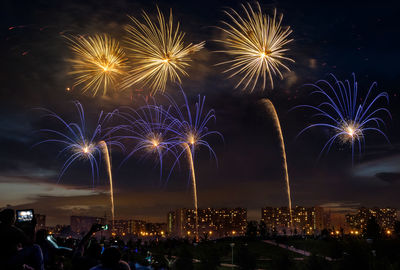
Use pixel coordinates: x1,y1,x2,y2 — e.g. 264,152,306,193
169,208,247,238
167,211,175,235
112,219,131,236
261,207,291,231
345,207,397,232
70,216,105,234
145,222,167,235
111,219,147,236
261,206,325,234
131,220,146,235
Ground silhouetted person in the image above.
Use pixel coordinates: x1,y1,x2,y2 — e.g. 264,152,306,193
0,208,44,270
36,229,72,269
72,224,104,270
90,247,130,270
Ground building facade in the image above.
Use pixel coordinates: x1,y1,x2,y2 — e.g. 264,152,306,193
169,207,247,238
345,207,397,232
261,206,325,234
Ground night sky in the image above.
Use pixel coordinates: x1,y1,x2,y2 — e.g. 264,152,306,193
1,0,399,225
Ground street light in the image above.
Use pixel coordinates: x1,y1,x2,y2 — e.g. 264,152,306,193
230,242,235,268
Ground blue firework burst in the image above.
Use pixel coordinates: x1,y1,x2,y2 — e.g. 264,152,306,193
294,73,391,164
34,101,123,184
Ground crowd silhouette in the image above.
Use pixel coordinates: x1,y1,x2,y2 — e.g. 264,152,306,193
0,209,133,270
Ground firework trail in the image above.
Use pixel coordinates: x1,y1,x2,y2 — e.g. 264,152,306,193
65,34,128,96
216,2,294,92
35,101,123,220
164,89,223,241
262,99,293,228
184,143,198,237
294,73,391,165
122,7,205,95
99,141,115,225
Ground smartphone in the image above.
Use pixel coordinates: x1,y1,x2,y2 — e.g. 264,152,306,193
16,209,34,222
93,224,109,231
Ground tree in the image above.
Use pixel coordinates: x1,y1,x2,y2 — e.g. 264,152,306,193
320,228,329,239
200,232,209,242
272,227,278,238
394,221,400,239
365,216,381,240
259,221,267,239
246,221,258,238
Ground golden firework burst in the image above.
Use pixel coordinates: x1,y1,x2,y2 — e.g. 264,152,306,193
217,2,294,92
340,121,363,144
122,7,205,95
65,34,128,96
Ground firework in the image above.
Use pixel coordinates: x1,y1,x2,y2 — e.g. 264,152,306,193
164,89,223,241
110,99,178,180
65,34,128,96
262,99,293,228
99,141,115,225
35,101,123,222
122,7,205,95
294,73,391,164
217,2,294,92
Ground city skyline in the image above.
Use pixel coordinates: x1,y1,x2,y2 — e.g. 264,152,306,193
34,205,398,241
1,0,400,226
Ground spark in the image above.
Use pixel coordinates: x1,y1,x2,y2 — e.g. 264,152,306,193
294,73,391,164
151,138,160,147
216,2,294,92
65,34,128,96
79,143,94,155
122,7,205,95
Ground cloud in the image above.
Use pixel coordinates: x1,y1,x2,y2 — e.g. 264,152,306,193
353,154,400,181
375,172,400,183
0,176,99,206
319,202,360,213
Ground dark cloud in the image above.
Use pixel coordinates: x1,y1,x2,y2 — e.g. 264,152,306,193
375,172,400,184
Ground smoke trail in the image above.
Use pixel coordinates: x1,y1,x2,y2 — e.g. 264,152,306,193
99,140,115,226
261,99,293,228
184,143,199,241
